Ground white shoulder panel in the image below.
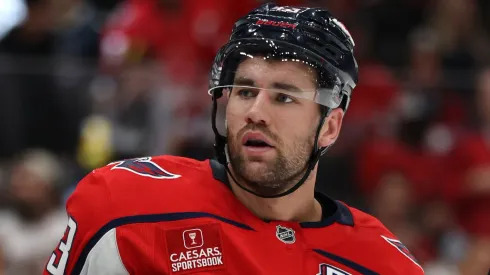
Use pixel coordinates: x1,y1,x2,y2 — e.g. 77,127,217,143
79,228,129,275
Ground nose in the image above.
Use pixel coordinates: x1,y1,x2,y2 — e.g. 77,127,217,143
245,90,272,125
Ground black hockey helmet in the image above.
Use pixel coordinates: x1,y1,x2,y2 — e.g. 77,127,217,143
208,3,359,198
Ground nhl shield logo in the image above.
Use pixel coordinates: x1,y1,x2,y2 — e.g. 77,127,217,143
276,225,295,244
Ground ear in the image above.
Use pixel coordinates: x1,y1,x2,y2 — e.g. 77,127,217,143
318,108,344,148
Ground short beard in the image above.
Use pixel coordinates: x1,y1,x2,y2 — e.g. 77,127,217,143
227,124,315,196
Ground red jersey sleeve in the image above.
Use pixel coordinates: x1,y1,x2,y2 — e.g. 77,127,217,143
377,233,425,274
43,169,112,275
349,207,425,274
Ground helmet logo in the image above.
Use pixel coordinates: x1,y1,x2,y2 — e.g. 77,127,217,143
256,19,298,30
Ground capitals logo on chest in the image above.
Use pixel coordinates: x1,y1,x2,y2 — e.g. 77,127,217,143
165,224,226,274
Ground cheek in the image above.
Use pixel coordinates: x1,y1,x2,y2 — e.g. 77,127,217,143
279,111,317,134
277,119,315,148
225,107,243,135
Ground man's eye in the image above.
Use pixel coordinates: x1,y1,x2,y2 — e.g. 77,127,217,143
237,89,255,98
276,93,294,103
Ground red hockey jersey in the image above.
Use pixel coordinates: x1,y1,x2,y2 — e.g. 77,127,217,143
43,155,424,275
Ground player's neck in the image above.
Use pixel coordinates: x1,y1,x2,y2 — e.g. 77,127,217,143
229,175,322,223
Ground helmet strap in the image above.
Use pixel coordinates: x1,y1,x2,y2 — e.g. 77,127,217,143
212,93,227,165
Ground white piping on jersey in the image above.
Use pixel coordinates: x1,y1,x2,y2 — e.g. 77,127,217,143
79,228,129,275
114,228,130,275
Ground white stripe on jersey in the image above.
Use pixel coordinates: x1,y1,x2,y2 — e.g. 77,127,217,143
79,228,129,275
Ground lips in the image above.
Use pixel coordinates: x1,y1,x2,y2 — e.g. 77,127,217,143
242,132,274,148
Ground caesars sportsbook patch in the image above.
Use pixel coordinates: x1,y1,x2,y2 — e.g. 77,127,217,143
165,223,226,274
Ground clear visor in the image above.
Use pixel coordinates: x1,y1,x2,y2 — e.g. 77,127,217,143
208,54,346,109
209,84,343,109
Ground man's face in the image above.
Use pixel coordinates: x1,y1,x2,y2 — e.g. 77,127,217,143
226,57,322,195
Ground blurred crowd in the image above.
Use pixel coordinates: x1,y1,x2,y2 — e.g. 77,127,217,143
0,0,489,274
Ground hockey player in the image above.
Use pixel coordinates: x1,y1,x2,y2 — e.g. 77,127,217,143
44,3,424,275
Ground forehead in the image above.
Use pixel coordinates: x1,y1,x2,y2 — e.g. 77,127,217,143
234,57,318,89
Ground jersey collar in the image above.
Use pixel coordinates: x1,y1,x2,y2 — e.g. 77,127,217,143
209,159,354,228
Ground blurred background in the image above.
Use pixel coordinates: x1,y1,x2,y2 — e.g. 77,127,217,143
0,0,489,274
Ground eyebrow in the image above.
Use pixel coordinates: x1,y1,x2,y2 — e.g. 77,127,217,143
233,76,304,93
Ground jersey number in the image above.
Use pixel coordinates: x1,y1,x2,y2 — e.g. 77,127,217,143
46,217,78,275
